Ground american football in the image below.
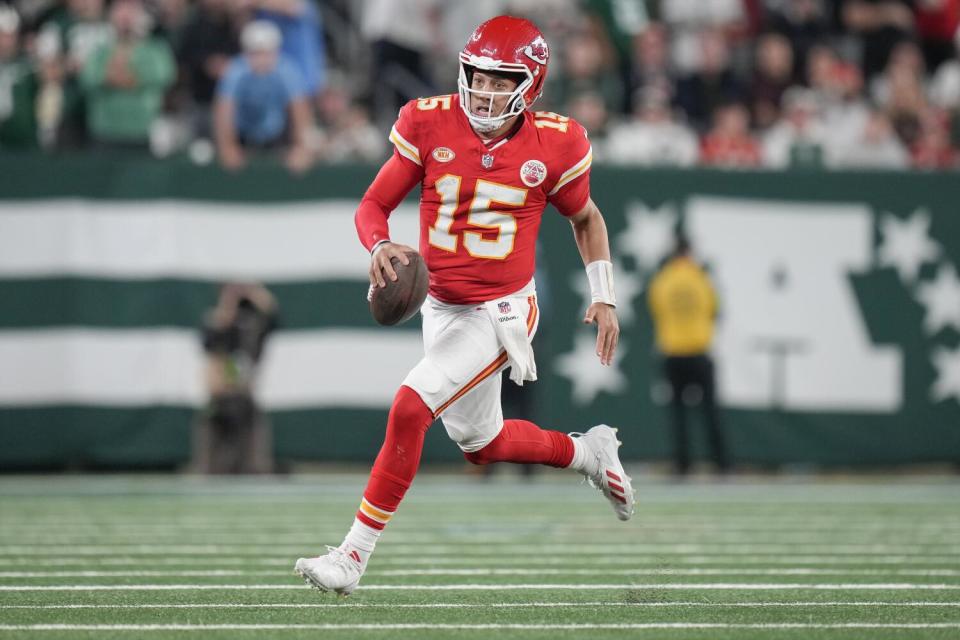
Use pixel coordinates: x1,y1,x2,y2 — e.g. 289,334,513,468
369,250,429,326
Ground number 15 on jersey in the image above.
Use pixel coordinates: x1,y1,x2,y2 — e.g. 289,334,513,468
429,175,528,261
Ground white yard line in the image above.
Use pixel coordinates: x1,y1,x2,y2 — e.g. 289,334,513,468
1,623,959,631
4,525,959,537
4,568,960,578
2,602,960,610
3,527,957,537
2,556,959,567
2,544,957,555
1,478,956,501
369,569,960,577
0,571,267,577
6,536,957,546
2,583,960,591
0,553,960,567
3,542,958,550
5,523,952,529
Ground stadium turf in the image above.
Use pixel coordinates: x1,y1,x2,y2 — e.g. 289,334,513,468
0,473,958,639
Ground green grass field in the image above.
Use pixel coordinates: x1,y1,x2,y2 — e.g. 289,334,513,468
1,472,958,639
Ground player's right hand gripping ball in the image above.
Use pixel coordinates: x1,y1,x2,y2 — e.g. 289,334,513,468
369,251,429,326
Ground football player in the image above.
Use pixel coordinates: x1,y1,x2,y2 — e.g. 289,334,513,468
296,15,634,595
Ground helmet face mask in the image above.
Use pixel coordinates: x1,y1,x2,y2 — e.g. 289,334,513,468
457,16,549,134
458,61,533,132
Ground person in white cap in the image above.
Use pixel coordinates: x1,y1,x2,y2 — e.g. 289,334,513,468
213,19,314,172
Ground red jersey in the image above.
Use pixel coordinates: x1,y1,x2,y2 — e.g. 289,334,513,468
386,94,592,304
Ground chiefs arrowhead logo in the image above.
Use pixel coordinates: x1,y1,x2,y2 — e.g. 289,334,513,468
524,36,548,65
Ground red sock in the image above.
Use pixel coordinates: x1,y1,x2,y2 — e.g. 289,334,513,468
355,385,434,530
463,419,574,468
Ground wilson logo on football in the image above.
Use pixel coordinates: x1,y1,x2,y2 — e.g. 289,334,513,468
432,147,456,163
520,159,547,187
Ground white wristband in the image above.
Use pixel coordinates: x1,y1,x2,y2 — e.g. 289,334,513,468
586,260,616,307
370,240,391,256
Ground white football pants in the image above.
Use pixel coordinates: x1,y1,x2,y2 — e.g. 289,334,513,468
402,283,539,452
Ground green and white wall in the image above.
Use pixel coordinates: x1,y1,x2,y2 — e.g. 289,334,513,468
1,154,958,468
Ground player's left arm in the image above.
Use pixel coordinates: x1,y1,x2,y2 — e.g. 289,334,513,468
569,198,619,367
546,117,618,365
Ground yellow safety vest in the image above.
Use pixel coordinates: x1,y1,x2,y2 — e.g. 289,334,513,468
647,257,718,356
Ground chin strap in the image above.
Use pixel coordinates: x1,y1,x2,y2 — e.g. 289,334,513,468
586,260,616,307
471,119,503,134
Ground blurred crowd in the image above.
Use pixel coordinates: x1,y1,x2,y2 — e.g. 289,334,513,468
0,0,958,171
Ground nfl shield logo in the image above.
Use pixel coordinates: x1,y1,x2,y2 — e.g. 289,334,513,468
481,154,494,169
498,301,511,314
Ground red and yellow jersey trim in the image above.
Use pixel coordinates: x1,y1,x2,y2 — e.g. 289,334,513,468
389,126,421,166
548,146,592,196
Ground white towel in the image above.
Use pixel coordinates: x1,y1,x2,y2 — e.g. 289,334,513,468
484,294,537,386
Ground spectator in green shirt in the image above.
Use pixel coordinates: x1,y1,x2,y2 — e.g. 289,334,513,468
0,5,38,149
80,0,174,146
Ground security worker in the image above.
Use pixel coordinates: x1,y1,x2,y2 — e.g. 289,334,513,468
648,236,729,476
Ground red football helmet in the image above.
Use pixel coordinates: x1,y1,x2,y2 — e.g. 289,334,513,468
458,15,549,132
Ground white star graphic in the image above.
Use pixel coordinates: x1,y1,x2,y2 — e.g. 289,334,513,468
569,262,643,326
930,346,960,404
616,201,679,273
554,331,628,406
915,264,960,335
877,209,941,284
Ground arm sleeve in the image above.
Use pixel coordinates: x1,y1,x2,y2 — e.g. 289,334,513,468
549,173,591,217
547,120,593,217
354,150,424,252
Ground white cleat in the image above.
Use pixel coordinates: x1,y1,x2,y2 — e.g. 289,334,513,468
294,546,364,596
571,424,636,521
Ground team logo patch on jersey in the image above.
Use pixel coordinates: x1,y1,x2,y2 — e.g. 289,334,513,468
432,147,456,163
498,301,512,314
520,159,547,187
